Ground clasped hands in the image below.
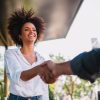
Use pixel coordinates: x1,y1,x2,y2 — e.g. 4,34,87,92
38,60,72,84
38,60,60,84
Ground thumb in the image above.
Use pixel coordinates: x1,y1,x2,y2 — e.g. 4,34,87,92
39,61,48,67
39,60,52,68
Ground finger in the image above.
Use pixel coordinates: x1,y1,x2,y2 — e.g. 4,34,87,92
41,72,57,84
40,76,47,83
40,65,57,84
39,70,49,83
40,71,53,84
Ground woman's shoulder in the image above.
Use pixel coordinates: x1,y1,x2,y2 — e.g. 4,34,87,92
5,48,19,56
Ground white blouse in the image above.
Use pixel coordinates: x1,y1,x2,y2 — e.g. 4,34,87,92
4,48,49,100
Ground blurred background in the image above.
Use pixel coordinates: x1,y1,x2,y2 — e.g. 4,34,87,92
0,0,82,46
0,0,100,100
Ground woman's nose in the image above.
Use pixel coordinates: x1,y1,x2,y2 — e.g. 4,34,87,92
30,29,33,33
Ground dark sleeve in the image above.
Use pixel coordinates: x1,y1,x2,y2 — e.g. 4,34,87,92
70,48,100,83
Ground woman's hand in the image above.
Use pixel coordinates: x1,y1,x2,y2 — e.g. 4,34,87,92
38,61,57,84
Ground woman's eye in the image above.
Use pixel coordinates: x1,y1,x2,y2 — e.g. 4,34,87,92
33,30,36,31
24,29,36,32
24,29,29,31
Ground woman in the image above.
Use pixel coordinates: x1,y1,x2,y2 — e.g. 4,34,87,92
4,8,51,100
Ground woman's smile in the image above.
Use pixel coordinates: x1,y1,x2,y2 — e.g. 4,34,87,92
21,22,37,43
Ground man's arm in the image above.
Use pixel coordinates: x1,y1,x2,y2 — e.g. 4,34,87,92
70,48,100,82
40,48,100,83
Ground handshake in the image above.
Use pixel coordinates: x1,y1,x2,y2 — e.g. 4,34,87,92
38,60,73,84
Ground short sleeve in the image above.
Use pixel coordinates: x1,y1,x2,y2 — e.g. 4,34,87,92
4,50,23,84
70,48,100,83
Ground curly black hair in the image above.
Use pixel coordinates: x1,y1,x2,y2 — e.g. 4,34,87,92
8,8,45,46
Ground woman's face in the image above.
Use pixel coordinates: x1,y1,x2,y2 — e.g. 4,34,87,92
20,22,37,44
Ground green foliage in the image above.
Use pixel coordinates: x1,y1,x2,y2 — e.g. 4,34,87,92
0,68,4,76
49,84,55,100
71,78,93,99
49,53,65,63
22,0,37,11
0,80,4,100
0,50,4,100
0,55,3,61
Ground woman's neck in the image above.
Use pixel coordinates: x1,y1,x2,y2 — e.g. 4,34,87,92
21,44,35,55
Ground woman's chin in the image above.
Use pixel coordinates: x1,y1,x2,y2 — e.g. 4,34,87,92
28,39,36,43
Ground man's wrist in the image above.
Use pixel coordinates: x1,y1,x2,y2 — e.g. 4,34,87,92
64,61,73,75
58,61,73,75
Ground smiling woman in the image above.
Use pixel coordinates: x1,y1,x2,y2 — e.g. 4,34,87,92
4,8,50,100
21,22,37,43
8,8,45,47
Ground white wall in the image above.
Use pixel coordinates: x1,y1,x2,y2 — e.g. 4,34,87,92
66,0,100,58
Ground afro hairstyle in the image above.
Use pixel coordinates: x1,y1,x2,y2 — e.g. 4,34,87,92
8,8,45,46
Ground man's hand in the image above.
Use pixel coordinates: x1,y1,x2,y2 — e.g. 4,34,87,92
38,60,57,84
38,60,72,84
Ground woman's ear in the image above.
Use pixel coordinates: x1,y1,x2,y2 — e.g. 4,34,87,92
18,35,22,41
19,34,22,39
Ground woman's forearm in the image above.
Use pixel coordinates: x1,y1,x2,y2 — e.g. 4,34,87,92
20,66,41,81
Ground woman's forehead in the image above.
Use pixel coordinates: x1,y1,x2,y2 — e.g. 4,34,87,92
22,22,36,29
